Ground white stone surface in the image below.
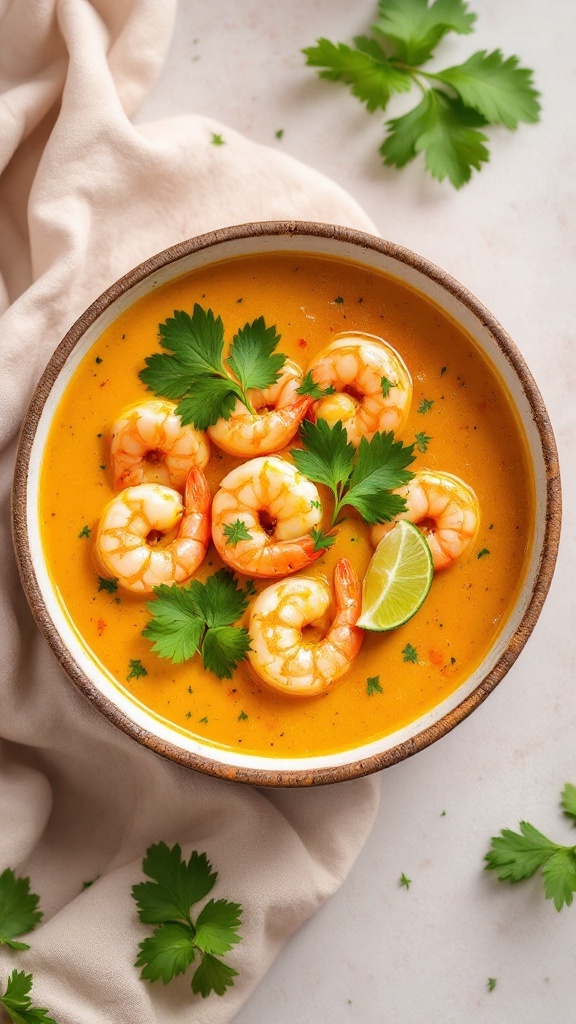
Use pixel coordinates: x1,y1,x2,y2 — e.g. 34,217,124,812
137,3,576,1020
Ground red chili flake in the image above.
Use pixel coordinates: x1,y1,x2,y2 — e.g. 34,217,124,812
97,617,107,635
428,648,444,667
298,338,308,348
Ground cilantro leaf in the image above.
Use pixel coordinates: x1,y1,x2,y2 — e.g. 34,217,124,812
373,0,476,66
435,49,540,129
175,376,240,431
296,370,335,400
143,571,250,676
140,305,288,429
132,843,217,926
344,431,414,524
143,585,205,664
226,317,285,393
485,815,576,911
127,659,147,680
223,520,252,546
191,954,238,998
0,869,42,950
97,576,118,594
382,89,490,189
136,923,196,984
132,843,242,999
194,899,242,956
201,625,252,680
561,783,576,825
380,376,397,397
291,419,355,497
415,431,431,453
310,528,337,552
302,36,411,111
0,970,57,1024
402,643,419,663
367,675,383,695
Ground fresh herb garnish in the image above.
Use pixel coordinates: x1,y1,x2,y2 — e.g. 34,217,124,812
238,710,248,721
223,520,252,546
142,570,251,679
0,971,57,1024
132,843,242,998
414,431,431,453
296,370,336,400
139,305,286,430
127,659,148,681
0,869,42,950
477,548,490,558
97,575,118,594
291,419,414,527
303,0,540,188
367,675,383,695
487,978,497,993
485,785,576,911
78,524,91,538
211,133,225,146
380,376,397,398
399,873,412,890
402,643,419,663
418,398,434,414
310,528,337,552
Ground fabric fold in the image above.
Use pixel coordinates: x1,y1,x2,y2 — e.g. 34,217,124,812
0,2,380,1020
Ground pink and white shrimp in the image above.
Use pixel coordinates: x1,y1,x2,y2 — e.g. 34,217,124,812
207,359,311,456
247,558,364,696
306,334,412,444
211,456,323,578
94,467,211,593
110,399,209,491
370,470,480,570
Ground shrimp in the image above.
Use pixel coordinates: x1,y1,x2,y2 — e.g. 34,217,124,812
110,399,209,491
247,558,364,696
370,470,480,570
207,359,311,456
94,467,211,593
211,455,323,578
306,333,412,445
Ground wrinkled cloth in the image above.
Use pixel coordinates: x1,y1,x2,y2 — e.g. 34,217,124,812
0,1,380,1021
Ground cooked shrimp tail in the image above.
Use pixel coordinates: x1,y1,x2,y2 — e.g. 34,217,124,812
247,557,363,696
94,466,211,593
370,470,479,570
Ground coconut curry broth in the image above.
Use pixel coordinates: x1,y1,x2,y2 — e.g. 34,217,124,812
39,253,533,757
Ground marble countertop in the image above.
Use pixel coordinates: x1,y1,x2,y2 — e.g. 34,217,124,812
138,3,575,1020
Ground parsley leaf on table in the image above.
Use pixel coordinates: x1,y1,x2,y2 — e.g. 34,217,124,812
132,843,242,999
0,869,42,950
291,419,414,527
142,570,251,677
485,786,576,911
303,0,540,188
139,305,285,429
0,970,57,1024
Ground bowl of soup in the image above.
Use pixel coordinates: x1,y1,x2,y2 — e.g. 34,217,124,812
12,222,561,786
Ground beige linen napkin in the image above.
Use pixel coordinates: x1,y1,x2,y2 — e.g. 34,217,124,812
0,2,380,1020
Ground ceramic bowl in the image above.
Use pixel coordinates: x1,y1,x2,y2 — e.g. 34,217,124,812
12,222,561,786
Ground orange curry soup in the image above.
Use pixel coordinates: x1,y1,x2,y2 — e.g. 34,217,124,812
39,253,533,757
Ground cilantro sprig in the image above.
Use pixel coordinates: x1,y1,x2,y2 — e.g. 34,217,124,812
303,0,540,188
485,784,576,911
290,419,414,527
139,305,286,429
142,570,251,678
0,971,57,1024
0,868,42,950
132,843,242,998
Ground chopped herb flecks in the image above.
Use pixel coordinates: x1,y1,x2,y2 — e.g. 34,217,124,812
127,659,147,680
98,576,118,594
478,548,490,558
415,431,431,453
78,525,91,538
402,643,418,663
367,675,383,696
418,398,434,414
399,873,411,890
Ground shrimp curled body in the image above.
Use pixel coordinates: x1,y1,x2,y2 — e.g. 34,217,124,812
248,558,364,696
371,470,480,570
211,456,323,578
94,467,211,593
207,359,311,456
307,334,412,445
110,399,209,491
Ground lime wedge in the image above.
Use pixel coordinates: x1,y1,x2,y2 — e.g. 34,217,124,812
357,520,434,631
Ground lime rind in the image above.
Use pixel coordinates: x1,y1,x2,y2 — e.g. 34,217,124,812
357,520,434,632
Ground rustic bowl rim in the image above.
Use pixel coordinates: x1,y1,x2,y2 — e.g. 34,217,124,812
12,220,562,787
